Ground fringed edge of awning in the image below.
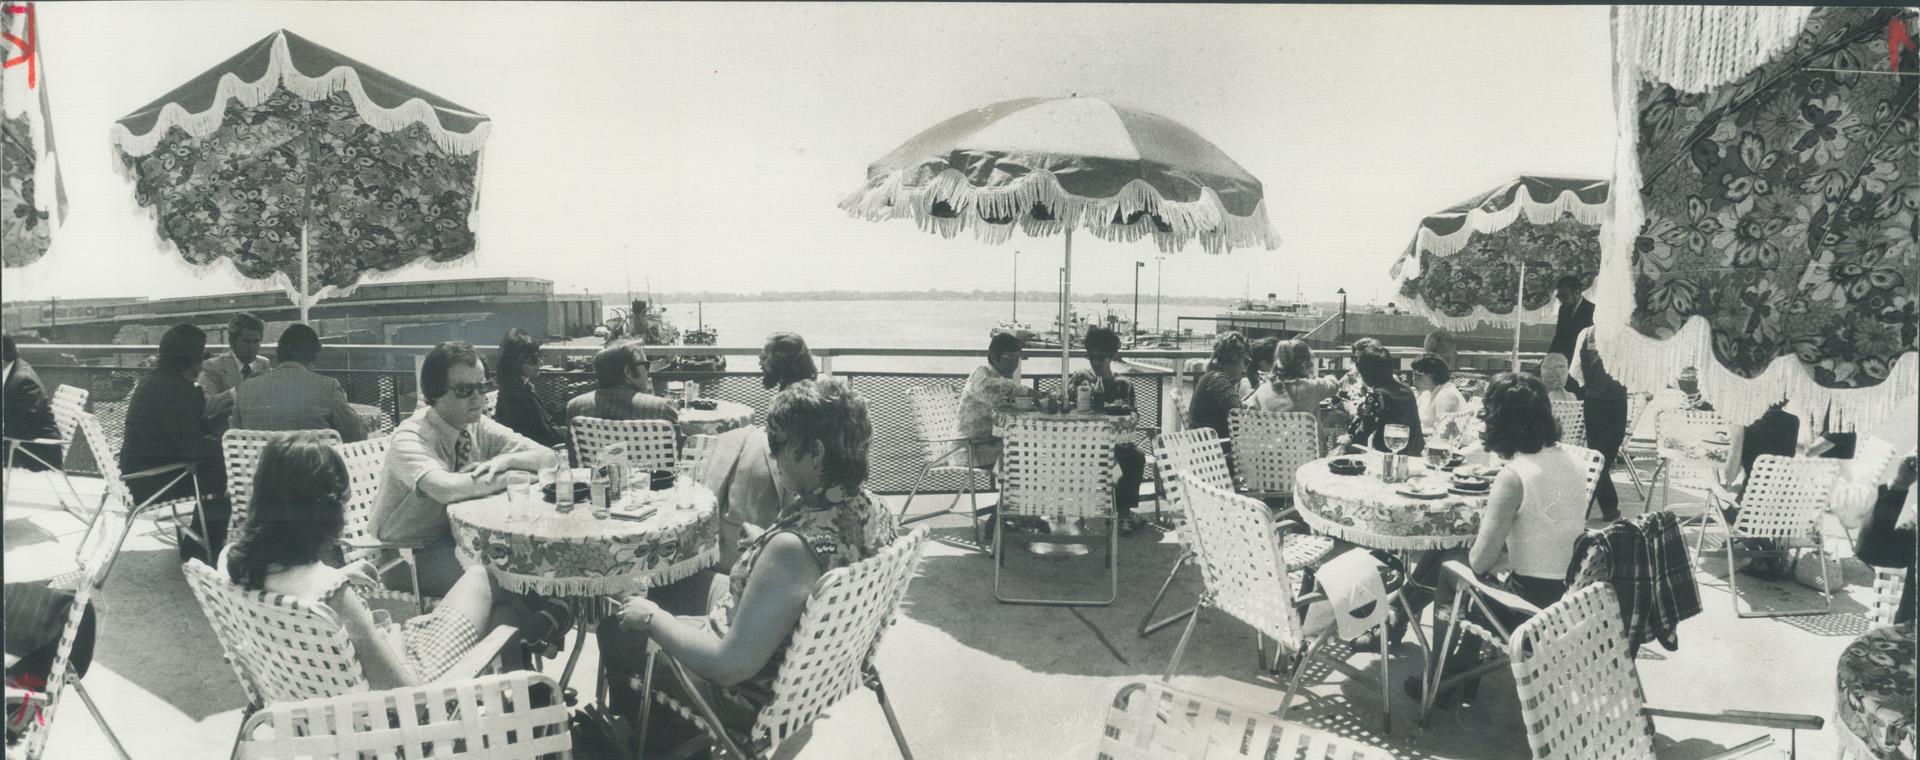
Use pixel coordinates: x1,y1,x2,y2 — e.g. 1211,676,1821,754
1613,5,1814,94
838,167,1280,255
1412,187,1611,260
109,31,490,159
1595,44,1919,430
460,545,719,598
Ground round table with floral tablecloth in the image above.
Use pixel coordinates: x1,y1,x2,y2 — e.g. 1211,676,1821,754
1292,455,1487,552
1836,622,1915,760
676,400,756,438
448,481,721,621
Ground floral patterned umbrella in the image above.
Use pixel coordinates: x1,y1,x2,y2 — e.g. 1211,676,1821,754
1,1,66,269
841,96,1278,391
1598,6,1917,427
110,30,489,320
1389,177,1609,353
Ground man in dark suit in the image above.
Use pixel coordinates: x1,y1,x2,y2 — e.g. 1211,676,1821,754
230,324,368,442
3,336,65,483
121,325,228,561
1548,275,1594,361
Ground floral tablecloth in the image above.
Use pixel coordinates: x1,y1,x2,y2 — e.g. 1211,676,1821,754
1292,456,1486,551
1836,622,1915,760
449,482,720,601
678,400,755,437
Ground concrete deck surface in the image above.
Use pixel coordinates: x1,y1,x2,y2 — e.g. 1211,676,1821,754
2,469,1883,759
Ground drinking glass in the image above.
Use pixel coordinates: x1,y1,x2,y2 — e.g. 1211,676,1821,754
1383,424,1410,455
1425,442,1453,470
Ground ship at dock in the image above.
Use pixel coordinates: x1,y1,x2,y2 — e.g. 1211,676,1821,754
604,299,726,372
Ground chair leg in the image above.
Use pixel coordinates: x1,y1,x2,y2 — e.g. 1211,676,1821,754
895,461,935,524
1137,551,1197,637
865,667,913,760
1162,601,1204,682
1729,535,1834,618
70,680,132,760
636,648,656,760
1276,629,1335,722
1379,611,1393,736
663,656,747,760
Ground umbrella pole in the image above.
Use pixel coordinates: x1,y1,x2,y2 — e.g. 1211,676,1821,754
299,222,311,323
1062,227,1073,397
1512,261,1525,372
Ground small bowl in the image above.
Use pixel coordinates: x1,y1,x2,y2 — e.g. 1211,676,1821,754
541,481,591,504
1328,457,1367,476
649,470,677,491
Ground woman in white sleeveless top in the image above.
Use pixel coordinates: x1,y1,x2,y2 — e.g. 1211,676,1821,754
1424,372,1588,706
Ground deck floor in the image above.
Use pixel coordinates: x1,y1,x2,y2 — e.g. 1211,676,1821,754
2,469,1877,759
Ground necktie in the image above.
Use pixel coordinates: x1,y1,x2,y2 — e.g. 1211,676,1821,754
241,362,253,379
454,429,475,471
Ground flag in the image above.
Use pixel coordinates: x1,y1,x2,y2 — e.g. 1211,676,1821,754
2,0,66,267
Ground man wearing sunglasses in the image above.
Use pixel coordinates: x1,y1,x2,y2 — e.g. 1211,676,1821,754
1070,327,1148,535
372,341,553,597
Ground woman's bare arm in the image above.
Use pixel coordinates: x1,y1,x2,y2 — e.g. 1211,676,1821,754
1468,468,1524,575
646,533,821,686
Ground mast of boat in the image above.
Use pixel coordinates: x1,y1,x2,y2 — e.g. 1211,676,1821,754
698,302,704,331
1012,249,1019,324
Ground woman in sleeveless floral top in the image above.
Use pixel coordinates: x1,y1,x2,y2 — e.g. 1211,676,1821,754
600,379,899,742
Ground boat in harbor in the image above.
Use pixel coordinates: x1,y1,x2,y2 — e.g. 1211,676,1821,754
605,299,727,372
1186,293,1331,342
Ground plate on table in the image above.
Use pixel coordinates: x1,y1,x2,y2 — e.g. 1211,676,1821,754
1395,483,1449,500
1449,474,1492,492
1703,431,1731,446
1327,457,1367,476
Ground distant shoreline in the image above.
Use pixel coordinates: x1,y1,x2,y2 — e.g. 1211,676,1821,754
606,290,1257,307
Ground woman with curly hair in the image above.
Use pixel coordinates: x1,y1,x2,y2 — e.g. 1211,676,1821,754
759,332,818,391
599,379,900,751
1187,331,1250,440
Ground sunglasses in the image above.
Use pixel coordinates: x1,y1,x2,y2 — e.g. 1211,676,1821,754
448,380,497,399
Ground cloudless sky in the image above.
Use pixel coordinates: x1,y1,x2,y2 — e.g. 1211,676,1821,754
2,2,1615,306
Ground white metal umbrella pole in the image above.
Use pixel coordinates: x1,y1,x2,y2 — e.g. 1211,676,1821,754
298,223,311,323
1511,260,1526,372
1061,227,1074,395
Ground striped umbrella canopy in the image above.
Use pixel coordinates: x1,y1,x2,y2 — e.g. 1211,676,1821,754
1599,6,1917,427
842,96,1279,391
110,30,490,321
1389,176,1610,328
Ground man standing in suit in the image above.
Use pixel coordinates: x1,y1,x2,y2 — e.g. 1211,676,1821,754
199,312,271,422
2,336,64,476
1548,275,1594,362
230,324,368,442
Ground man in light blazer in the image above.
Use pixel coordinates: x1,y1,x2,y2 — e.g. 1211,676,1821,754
199,312,271,422
230,324,367,442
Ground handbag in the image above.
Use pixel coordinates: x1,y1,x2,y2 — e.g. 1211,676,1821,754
1853,484,1916,569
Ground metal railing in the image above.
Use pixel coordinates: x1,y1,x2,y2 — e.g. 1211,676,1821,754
14,342,1544,492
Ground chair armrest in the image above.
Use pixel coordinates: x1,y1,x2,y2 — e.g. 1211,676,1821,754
2,436,67,447
1641,707,1823,732
4,687,48,707
1440,560,1543,617
440,625,520,681
916,436,972,446
119,461,196,481
336,538,433,552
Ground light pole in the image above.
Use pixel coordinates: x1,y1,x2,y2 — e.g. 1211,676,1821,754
1154,256,1165,334
1132,261,1144,340
1336,288,1348,344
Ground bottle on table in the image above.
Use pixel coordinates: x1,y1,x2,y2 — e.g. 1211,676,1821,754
552,444,575,513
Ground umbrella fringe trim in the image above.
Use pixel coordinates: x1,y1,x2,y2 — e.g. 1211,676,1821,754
838,167,1279,255
1596,47,1918,430
1613,5,1813,94
110,32,490,160
1412,188,1610,260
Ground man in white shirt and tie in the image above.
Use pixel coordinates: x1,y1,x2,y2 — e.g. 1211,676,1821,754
199,312,271,421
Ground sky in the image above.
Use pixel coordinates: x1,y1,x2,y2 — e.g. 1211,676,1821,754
2,2,1616,306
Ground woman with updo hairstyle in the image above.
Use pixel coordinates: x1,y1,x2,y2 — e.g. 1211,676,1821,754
1187,330,1251,440
602,379,901,746
759,332,818,391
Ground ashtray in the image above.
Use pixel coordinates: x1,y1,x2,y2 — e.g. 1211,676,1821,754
1328,457,1367,476
1103,405,1132,416
1448,475,1491,493
649,470,677,490
542,481,591,504
688,398,718,411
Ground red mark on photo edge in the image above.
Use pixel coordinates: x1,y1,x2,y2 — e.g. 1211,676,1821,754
1892,17,1917,73
1,0,36,89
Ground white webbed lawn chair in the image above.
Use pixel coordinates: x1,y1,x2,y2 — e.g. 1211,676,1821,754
1422,444,1605,721
1656,407,1732,514
1227,409,1321,503
3,384,90,521
1618,391,1667,500
6,504,132,760
640,528,929,760
70,412,210,583
680,433,717,472
1166,479,1417,735
1866,568,1907,628
993,416,1118,606
1550,398,1587,448
235,672,571,760
223,428,342,538
331,437,446,615
1098,681,1392,760
894,386,996,545
1509,583,1823,760
181,560,520,755
571,417,677,473
1698,455,1842,617
1138,429,1333,638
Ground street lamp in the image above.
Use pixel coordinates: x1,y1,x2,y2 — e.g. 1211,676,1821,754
1336,288,1348,343
1132,261,1145,340
1154,256,1165,335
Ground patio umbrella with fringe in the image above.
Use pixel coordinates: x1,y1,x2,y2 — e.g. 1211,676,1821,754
110,29,490,322
841,95,1280,394
1,1,67,270
1388,176,1609,369
1598,6,1917,427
